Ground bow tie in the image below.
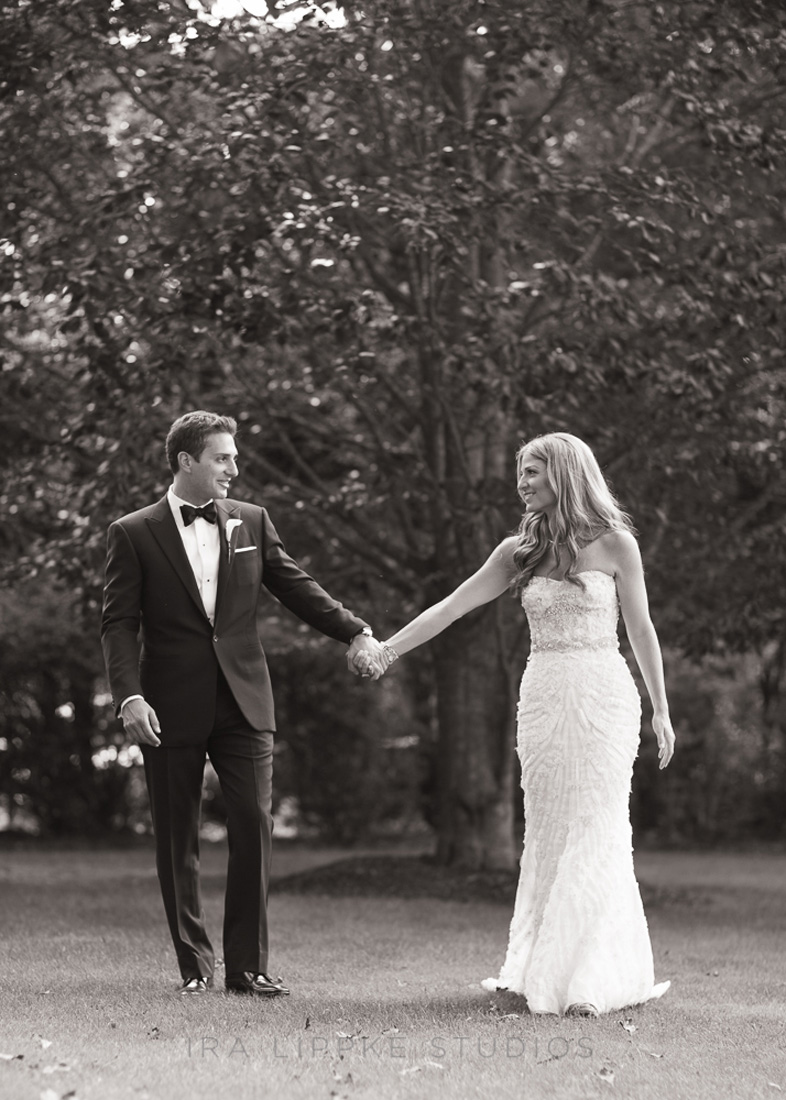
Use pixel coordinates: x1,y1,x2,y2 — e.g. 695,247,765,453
180,501,217,527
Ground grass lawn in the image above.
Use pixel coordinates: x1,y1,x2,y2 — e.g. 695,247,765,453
0,842,784,1100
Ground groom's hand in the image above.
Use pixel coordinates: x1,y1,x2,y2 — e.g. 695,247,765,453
121,698,162,747
347,634,386,680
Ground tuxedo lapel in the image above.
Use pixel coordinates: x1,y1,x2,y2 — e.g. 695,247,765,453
145,496,206,618
215,499,241,618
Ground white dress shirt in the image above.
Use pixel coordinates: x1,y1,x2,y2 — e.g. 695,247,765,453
167,486,220,625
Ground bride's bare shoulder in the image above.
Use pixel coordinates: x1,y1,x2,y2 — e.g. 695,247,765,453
595,528,637,550
591,529,641,571
493,535,520,572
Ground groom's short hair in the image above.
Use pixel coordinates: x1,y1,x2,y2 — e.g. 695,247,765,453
166,411,238,473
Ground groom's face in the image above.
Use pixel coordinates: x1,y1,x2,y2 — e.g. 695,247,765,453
186,431,239,502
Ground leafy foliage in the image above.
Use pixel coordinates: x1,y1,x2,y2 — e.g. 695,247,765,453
0,580,131,834
2,0,785,853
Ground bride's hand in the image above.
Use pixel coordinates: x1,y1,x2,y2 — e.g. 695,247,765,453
347,636,386,680
653,713,675,769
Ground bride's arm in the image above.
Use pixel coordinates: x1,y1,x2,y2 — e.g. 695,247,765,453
609,530,675,769
383,537,518,658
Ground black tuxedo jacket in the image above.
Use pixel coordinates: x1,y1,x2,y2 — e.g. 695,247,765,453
101,496,368,746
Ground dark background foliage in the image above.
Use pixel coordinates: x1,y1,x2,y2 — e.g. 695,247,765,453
1,0,785,858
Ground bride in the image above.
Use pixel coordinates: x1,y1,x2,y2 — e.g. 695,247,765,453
358,432,675,1018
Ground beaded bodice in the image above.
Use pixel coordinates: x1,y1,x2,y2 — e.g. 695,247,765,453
522,570,620,654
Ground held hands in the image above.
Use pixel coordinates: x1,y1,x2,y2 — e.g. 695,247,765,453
653,713,675,769
346,634,397,680
121,698,162,747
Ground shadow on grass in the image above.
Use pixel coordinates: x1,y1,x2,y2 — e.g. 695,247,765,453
269,853,727,911
273,854,519,904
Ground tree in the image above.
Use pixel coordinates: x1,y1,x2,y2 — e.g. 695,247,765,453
2,0,785,861
0,580,130,835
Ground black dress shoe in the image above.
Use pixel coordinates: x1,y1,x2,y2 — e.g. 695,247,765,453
178,976,212,995
225,972,290,996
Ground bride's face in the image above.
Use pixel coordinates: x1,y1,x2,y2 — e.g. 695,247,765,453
518,455,557,515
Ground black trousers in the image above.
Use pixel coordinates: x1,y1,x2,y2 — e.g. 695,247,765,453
141,669,274,981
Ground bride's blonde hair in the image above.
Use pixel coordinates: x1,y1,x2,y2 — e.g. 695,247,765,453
511,432,634,592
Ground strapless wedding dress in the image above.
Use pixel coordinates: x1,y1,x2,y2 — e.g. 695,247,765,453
482,570,670,1015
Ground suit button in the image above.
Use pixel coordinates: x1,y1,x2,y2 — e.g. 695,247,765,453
213,635,219,642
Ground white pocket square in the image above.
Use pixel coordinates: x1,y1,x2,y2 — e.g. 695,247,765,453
234,545,257,554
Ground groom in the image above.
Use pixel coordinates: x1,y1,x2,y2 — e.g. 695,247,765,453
101,411,383,996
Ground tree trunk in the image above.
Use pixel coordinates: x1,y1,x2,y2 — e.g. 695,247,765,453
432,596,526,869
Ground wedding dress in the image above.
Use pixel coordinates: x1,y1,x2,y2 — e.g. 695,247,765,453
482,570,669,1015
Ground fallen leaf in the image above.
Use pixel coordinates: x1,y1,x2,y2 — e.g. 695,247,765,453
401,1061,445,1075
620,1019,637,1035
598,1066,615,1084
304,1016,311,1030
0,1054,23,1061
381,1027,399,1036
645,1051,664,1059
767,1085,782,1092
36,1037,53,1050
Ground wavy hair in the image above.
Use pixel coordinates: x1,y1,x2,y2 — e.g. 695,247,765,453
511,432,634,593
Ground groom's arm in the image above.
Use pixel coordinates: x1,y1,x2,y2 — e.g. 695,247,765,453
100,518,163,746
257,508,371,643
101,519,145,713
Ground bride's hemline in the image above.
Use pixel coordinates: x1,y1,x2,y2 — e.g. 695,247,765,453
480,978,671,1015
